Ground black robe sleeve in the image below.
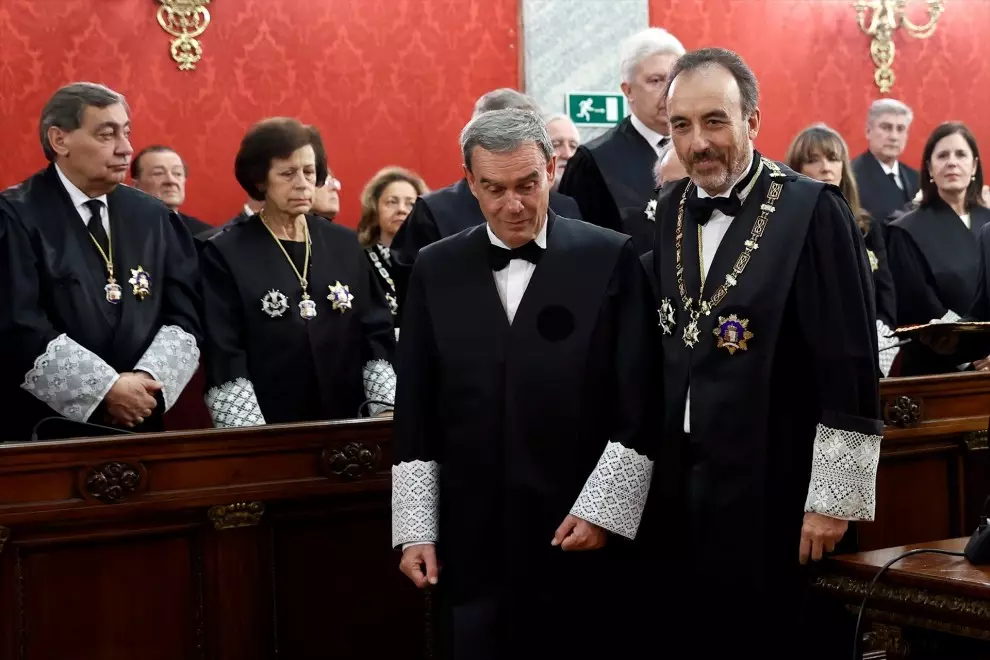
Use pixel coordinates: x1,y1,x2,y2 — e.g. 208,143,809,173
557,146,620,232
391,259,441,547
794,189,883,522
887,224,959,325
0,203,122,422
390,197,441,320
132,211,204,411
358,252,398,416
199,240,266,427
567,239,661,538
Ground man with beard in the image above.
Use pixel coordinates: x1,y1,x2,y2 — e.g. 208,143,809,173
131,145,212,236
0,82,202,441
650,48,881,652
559,27,684,251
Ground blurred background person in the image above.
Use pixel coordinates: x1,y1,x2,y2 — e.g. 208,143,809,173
852,99,920,226
131,145,211,235
544,113,580,191
312,166,341,221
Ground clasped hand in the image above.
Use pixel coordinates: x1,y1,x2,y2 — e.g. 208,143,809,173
104,372,162,427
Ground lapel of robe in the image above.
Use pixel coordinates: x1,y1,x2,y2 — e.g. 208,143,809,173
42,166,118,329
701,173,768,300
679,188,705,307
460,221,511,338
107,186,158,338
971,207,990,239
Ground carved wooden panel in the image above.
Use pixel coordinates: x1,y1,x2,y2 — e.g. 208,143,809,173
80,460,147,503
321,441,383,480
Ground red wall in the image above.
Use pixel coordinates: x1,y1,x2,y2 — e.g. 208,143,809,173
650,0,990,170
0,0,519,227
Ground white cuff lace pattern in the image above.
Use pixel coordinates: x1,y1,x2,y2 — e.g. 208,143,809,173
804,423,882,521
20,334,120,422
363,359,396,416
876,320,899,378
935,310,963,324
205,378,266,427
134,325,200,411
392,460,439,547
570,441,654,540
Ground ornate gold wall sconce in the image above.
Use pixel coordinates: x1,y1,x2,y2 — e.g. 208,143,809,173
157,0,212,71
852,0,944,94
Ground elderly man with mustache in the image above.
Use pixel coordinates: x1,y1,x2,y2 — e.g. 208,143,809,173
648,48,882,655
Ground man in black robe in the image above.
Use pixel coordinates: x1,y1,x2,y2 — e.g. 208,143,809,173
391,108,658,659
851,99,920,225
651,49,882,652
390,88,580,311
0,83,202,442
558,27,684,248
131,145,212,236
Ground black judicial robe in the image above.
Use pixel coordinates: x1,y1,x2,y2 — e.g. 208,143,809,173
865,214,897,329
651,158,882,649
852,151,919,225
558,116,658,248
0,165,203,441
886,201,990,375
392,214,659,659
178,212,212,237
200,215,396,425
389,178,581,313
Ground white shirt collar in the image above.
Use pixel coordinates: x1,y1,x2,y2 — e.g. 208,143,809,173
486,216,549,250
54,163,108,215
878,158,900,178
696,148,756,201
629,113,668,153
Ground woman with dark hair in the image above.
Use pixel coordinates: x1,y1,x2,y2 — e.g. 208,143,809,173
200,117,396,425
786,123,899,375
887,121,990,375
356,167,427,317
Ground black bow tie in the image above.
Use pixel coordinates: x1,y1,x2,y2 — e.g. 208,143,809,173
685,194,743,226
489,241,544,271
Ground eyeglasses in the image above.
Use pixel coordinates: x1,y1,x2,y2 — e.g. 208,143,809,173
324,176,341,191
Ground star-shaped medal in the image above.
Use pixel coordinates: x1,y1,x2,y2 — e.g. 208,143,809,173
645,198,658,222
261,289,289,318
327,281,354,313
128,266,152,300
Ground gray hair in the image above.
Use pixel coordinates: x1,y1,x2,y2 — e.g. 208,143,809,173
39,82,129,162
543,112,573,126
472,88,540,117
460,109,554,173
620,27,685,84
867,98,913,130
664,47,760,118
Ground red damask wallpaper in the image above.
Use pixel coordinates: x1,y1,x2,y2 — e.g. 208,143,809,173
0,0,519,226
650,0,990,171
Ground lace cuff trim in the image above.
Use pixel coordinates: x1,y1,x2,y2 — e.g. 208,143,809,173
205,378,266,427
134,325,200,412
876,320,899,378
569,441,653,540
20,334,120,422
804,423,881,521
936,310,963,323
363,359,396,416
392,460,440,548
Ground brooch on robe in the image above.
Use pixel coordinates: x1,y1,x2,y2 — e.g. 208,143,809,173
645,198,658,222
128,266,152,300
385,292,398,316
713,314,753,355
659,298,676,335
261,289,289,318
327,281,354,313
867,249,879,273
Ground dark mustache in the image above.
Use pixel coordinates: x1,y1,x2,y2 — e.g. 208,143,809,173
689,149,724,164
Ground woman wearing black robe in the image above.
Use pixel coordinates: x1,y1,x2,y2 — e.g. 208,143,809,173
786,123,899,376
887,122,990,376
200,118,396,426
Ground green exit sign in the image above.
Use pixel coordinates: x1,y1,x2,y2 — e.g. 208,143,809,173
566,92,627,127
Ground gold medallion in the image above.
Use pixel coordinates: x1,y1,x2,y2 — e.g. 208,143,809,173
128,266,152,300
713,314,753,355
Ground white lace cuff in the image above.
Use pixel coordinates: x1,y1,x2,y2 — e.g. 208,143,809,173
804,423,882,521
569,441,653,540
363,359,396,416
20,334,120,422
134,325,200,412
392,460,439,547
205,377,266,427
933,310,963,324
876,320,899,378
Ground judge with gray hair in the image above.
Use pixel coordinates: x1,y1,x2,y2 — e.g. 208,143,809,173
391,107,658,659
559,27,685,253
852,98,920,224
389,88,581,319
0,82,203,441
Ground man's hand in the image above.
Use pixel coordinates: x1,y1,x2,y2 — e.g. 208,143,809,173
799,512,848,565
104,372,161,427
551,514,607,551
919,326,960,355
399,543,439,588
974,356,990,372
